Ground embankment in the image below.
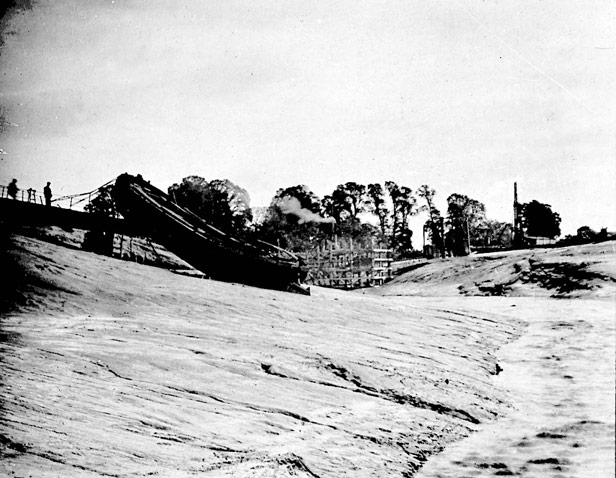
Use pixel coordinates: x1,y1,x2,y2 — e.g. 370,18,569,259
376,241,616,299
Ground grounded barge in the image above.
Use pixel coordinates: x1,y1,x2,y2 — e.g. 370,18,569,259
113,173,309,294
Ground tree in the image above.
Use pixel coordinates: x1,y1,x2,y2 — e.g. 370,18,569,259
321,194,343,225
168,176,252,235
385,181,418,257
321,182,369,239
521,200,561,239
331,182,367,222
366,183,389,242
418,184,445,257
446,193,486,256
576,226,596,242
83,185,116,255
85,184,116,218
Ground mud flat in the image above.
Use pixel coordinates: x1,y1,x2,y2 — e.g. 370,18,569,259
415,298,615,478
375,241,616,477
1,235,614,477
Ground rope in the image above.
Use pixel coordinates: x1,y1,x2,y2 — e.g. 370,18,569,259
52,177,117,203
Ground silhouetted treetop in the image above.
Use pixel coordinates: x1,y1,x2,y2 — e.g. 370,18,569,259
168,176,252,235
521,200,561,239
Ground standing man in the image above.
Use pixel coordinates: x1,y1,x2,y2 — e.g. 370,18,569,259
7,178,18,199
44,181,52,206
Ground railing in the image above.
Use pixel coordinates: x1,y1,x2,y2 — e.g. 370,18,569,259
0,185,47,205
0,178,116,211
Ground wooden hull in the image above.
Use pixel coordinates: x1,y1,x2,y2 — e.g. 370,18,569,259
113,174,307,293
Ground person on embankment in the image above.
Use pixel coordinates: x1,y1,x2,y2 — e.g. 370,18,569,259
7,178,18,199
44,182,52,206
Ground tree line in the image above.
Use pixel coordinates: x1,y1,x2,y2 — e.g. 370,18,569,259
165,176,562,258
84,175,564,259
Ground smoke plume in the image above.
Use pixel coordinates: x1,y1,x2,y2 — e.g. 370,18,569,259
277,196,336,224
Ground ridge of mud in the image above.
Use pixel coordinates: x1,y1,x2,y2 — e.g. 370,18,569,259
262,359,481,425
463,258,616,298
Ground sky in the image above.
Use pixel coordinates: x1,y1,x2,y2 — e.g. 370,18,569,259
0,0,614,238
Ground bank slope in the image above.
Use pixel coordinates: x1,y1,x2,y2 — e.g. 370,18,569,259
376,242,616,298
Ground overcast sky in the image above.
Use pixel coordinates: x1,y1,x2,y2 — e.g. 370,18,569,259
1,0,614,236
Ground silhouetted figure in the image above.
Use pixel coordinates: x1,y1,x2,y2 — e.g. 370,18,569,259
7,179,18,199
44,182,52,206
27,188,35,202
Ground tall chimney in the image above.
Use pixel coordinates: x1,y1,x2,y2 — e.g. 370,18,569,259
513,182,522,247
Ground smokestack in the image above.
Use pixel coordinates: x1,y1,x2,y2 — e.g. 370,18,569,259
513,182,522,247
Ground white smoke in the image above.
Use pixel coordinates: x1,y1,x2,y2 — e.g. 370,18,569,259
277,196,336,224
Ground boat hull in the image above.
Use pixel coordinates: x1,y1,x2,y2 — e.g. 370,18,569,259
113,174,307,292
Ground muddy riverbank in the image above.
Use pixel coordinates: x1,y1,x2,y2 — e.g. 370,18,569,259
1,234,614,476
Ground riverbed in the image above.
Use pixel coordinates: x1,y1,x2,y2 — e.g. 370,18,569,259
417,298,615,477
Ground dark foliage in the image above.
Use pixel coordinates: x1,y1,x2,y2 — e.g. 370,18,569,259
446,193,486,256
168,176,252,236
521,200,561,239
83,185,116,255
418,184,445,257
